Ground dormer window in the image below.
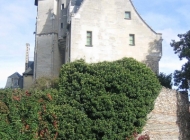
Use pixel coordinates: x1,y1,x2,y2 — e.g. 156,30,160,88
125,11,131,19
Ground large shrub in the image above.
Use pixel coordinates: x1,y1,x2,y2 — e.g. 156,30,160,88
59,57,161,139
31,77,59,90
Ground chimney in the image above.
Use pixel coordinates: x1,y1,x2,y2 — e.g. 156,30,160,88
25,43,30,71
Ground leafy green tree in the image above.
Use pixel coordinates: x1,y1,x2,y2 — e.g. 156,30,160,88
171,30,190,90
158,72,172,89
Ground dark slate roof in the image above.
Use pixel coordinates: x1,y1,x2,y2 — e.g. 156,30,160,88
71,0,83,6
34,0,38,6
8,72,22,78
23,61,34,75
35,0,83,7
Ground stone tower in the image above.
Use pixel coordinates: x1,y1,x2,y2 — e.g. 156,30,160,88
34,0,68,79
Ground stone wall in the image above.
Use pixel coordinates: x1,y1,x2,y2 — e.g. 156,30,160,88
34,0,62,79
177,91,190,139
23,75,33,89
140,87,190,140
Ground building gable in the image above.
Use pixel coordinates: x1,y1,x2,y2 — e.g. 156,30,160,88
69,0,162,74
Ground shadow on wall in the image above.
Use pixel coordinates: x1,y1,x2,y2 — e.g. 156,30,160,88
176,92,190,140
35,7,65,75
143,39,162,74
40,9,56,34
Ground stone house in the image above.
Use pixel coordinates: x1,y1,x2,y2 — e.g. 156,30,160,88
4,44,34,89
5,72,23,89
33,0,162,82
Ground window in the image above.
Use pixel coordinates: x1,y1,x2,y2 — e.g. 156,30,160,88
61,23,63,28
129,34,135,46
86,31,92,46
125,11,131,19
61,4,64,10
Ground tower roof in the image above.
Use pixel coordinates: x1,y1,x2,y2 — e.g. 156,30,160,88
23,61,34,75
34,0,38,6
8,72,22,78
71,0,83,6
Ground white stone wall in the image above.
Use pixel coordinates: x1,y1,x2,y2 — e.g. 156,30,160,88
70,0,162,73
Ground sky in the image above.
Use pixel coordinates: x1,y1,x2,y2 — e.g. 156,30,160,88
0,0,189,88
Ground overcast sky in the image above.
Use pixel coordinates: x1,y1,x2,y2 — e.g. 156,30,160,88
0,0,189,88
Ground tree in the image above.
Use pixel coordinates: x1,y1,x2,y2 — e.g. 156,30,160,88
171,30,190,90
157,72,172,89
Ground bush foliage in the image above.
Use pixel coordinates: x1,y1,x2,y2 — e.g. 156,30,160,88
0,88,60,139
0,58,161,139
59,58,161,139
31,77,59,90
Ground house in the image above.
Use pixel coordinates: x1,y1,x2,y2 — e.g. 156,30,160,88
5,72,23,89
32,0,162,84
4,44,34,89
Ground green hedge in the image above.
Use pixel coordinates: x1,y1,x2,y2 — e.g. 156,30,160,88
0,58,161,139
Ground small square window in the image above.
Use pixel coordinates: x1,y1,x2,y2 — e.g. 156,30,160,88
129,34,135,46
86,31,92,46
125,11,131,19
61,23,63,28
